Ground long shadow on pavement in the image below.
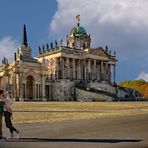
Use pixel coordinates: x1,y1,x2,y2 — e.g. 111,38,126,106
2,138,142,143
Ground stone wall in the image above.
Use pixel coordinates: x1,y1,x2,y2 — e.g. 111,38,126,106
52,80,75,101
76,87,113,102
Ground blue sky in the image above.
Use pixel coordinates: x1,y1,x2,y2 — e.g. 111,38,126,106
0,0,148,82
0,0,57,50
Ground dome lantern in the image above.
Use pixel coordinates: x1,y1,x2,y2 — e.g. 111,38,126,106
67,15,91,49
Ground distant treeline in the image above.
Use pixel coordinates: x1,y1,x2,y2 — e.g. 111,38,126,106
118,79,148,98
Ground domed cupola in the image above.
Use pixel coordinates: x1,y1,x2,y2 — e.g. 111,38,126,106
67,15,91,49
70,23,87,37
77,26,87,35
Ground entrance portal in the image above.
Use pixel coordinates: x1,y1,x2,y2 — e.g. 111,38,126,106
26,75,34,99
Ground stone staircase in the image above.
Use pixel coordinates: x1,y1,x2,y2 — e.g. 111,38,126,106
75,81,116,101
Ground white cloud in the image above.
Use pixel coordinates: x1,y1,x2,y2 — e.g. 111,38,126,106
136,72,148,82
0,37,18,64
49,0,148,81
49,0,148,59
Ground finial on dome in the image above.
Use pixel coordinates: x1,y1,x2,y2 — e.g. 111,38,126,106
76,14,80,22
76,14,80,26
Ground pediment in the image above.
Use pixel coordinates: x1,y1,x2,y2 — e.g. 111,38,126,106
87,47,109,57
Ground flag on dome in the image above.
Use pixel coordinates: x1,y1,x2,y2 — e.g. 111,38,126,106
76,14,80,22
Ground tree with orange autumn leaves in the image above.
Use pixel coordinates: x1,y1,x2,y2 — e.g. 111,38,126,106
119,79,148,98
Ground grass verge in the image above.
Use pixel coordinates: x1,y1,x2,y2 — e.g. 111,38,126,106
9,101,148,124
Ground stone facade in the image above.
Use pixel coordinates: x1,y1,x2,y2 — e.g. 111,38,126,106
0,21,117,101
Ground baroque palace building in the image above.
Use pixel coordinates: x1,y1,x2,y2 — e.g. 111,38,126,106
0,19,117,101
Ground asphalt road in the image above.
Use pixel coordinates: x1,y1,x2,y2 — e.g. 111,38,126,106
0,114,148,148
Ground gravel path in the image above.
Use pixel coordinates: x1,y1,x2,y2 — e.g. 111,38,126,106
0,114,148,148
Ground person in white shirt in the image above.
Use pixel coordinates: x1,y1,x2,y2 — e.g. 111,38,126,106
4,91,21,138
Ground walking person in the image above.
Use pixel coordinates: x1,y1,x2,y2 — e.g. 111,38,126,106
0,90,5,139
4,91,21,138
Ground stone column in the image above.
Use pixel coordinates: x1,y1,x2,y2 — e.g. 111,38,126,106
13,73,17,99
108,64,111,82
25,79,27,99
88,59,91,80
42,74,45,98
75,59,78,80
60,57,64,79
94,60,97,80
105,63,108,81
80,60,83,80
34,83,36,99
56,58,59,79
66,58,70,79
73,58,75,79
16,73,20,98
78,59,81,79
63,58,66,79
96,61,98,81
113,64,116,84
19,73,23,99
75,60,77,80
36,84,38,99
38,84,40,98
38,84,39,98
75,59,77,80
23,83,26,99
101,61,104,81
77,59,79,80
83,60,86,80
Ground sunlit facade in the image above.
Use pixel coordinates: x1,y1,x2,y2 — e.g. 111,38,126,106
0,21,117,101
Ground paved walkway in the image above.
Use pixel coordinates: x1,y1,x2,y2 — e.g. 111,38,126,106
1,114,148,148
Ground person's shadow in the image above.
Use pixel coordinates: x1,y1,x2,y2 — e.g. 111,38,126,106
3,138,142,143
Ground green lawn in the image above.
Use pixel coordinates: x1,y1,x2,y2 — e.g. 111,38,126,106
10,101,148,124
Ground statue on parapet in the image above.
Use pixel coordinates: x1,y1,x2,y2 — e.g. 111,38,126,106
38,46,41,54
50,42,53,49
